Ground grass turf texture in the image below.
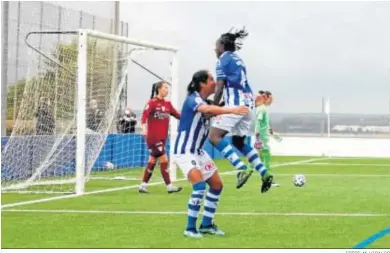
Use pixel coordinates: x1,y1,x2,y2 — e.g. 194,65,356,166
2,156,390,248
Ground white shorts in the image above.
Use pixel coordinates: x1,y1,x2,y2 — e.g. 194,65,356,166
212,107,255,137
174,151,217,181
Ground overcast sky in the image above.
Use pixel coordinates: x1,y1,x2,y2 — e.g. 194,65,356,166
55,1,390,114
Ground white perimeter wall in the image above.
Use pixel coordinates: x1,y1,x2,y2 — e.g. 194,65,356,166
271,137,390,158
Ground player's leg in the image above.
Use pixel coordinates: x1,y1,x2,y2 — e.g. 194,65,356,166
232,114,273,193
268,151,279,187
260,140,279,187
260,140,271,172
194,151,225,235
175,154,206,238
157,154,182,193
139,155,156,193
140,141,181,193
199,171,225,235
209,114,252,188
232,135,265,174
186,169,206,238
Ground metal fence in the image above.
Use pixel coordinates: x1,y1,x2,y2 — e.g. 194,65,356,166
2,1,128,135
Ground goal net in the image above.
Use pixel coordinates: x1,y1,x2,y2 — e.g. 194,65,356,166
1,30,179,199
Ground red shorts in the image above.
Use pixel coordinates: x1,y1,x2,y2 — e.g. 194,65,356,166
147,140,166,158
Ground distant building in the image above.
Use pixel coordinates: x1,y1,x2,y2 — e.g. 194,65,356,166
332,125,390,133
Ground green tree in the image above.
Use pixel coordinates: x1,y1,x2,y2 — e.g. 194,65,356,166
7,80,26,120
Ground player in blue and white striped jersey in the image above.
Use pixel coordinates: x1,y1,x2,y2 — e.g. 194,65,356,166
174,70,249,238
209,27,273,193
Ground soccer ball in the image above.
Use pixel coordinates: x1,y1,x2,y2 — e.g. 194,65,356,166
104,161,115,170
293,174,306,187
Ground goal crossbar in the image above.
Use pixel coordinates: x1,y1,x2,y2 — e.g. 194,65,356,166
83,29,178,52
25,29,178,53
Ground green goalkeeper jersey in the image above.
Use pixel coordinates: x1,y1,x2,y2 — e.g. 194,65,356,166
255,105,270,140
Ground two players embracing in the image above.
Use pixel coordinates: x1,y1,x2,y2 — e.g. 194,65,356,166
139,27,273,237
174,28,274,237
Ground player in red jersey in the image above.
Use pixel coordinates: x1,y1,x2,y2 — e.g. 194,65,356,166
139,81,182,194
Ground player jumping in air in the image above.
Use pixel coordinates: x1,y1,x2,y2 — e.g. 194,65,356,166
174,70,249,238
254,91,279,187
209,27,273,192
139,81,182,194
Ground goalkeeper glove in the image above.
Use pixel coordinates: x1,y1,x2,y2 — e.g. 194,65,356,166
254,140,262,150
272,132,283,142
254,133,262,150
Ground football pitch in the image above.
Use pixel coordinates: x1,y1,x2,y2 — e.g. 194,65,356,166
2,156,390,248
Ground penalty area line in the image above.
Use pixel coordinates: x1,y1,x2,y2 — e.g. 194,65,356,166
2,209,389,217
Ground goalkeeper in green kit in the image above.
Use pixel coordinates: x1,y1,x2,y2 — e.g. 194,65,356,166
253,91,280,187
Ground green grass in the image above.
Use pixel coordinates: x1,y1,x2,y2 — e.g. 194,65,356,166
2,156,390,248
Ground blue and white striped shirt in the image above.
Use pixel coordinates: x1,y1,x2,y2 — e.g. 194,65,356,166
216,51,254,108
174,92,210,155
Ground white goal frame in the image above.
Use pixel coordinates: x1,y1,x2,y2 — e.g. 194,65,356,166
75,29,179,195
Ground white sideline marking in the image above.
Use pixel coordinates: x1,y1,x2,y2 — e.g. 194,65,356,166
88,161,384,181
275,173,390,178
2,209,389,217
326,157,390,160
1,157,328,209
1,190,73,194
89,176,139,181
300,162,390,167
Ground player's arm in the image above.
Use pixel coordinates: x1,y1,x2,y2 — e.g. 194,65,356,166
198,104,248,116
168,102,181,119
214,58,228,105
141,100,153,135
267,112,274,135
268,117,281,141
255,107,263,135
255,120,260,137
214,81,225,106
189,96,248,116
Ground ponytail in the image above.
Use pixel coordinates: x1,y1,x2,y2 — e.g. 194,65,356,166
187,81,197,95
150,81,166,99
187,70,209,96
150,84,156,99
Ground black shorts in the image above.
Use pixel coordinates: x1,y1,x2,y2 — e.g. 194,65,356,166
147,140,166,158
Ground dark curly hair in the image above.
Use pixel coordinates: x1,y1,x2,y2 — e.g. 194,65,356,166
218,27,249,52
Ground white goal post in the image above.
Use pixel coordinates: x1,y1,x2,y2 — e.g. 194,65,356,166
75,29,179,195
1,29,179,197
